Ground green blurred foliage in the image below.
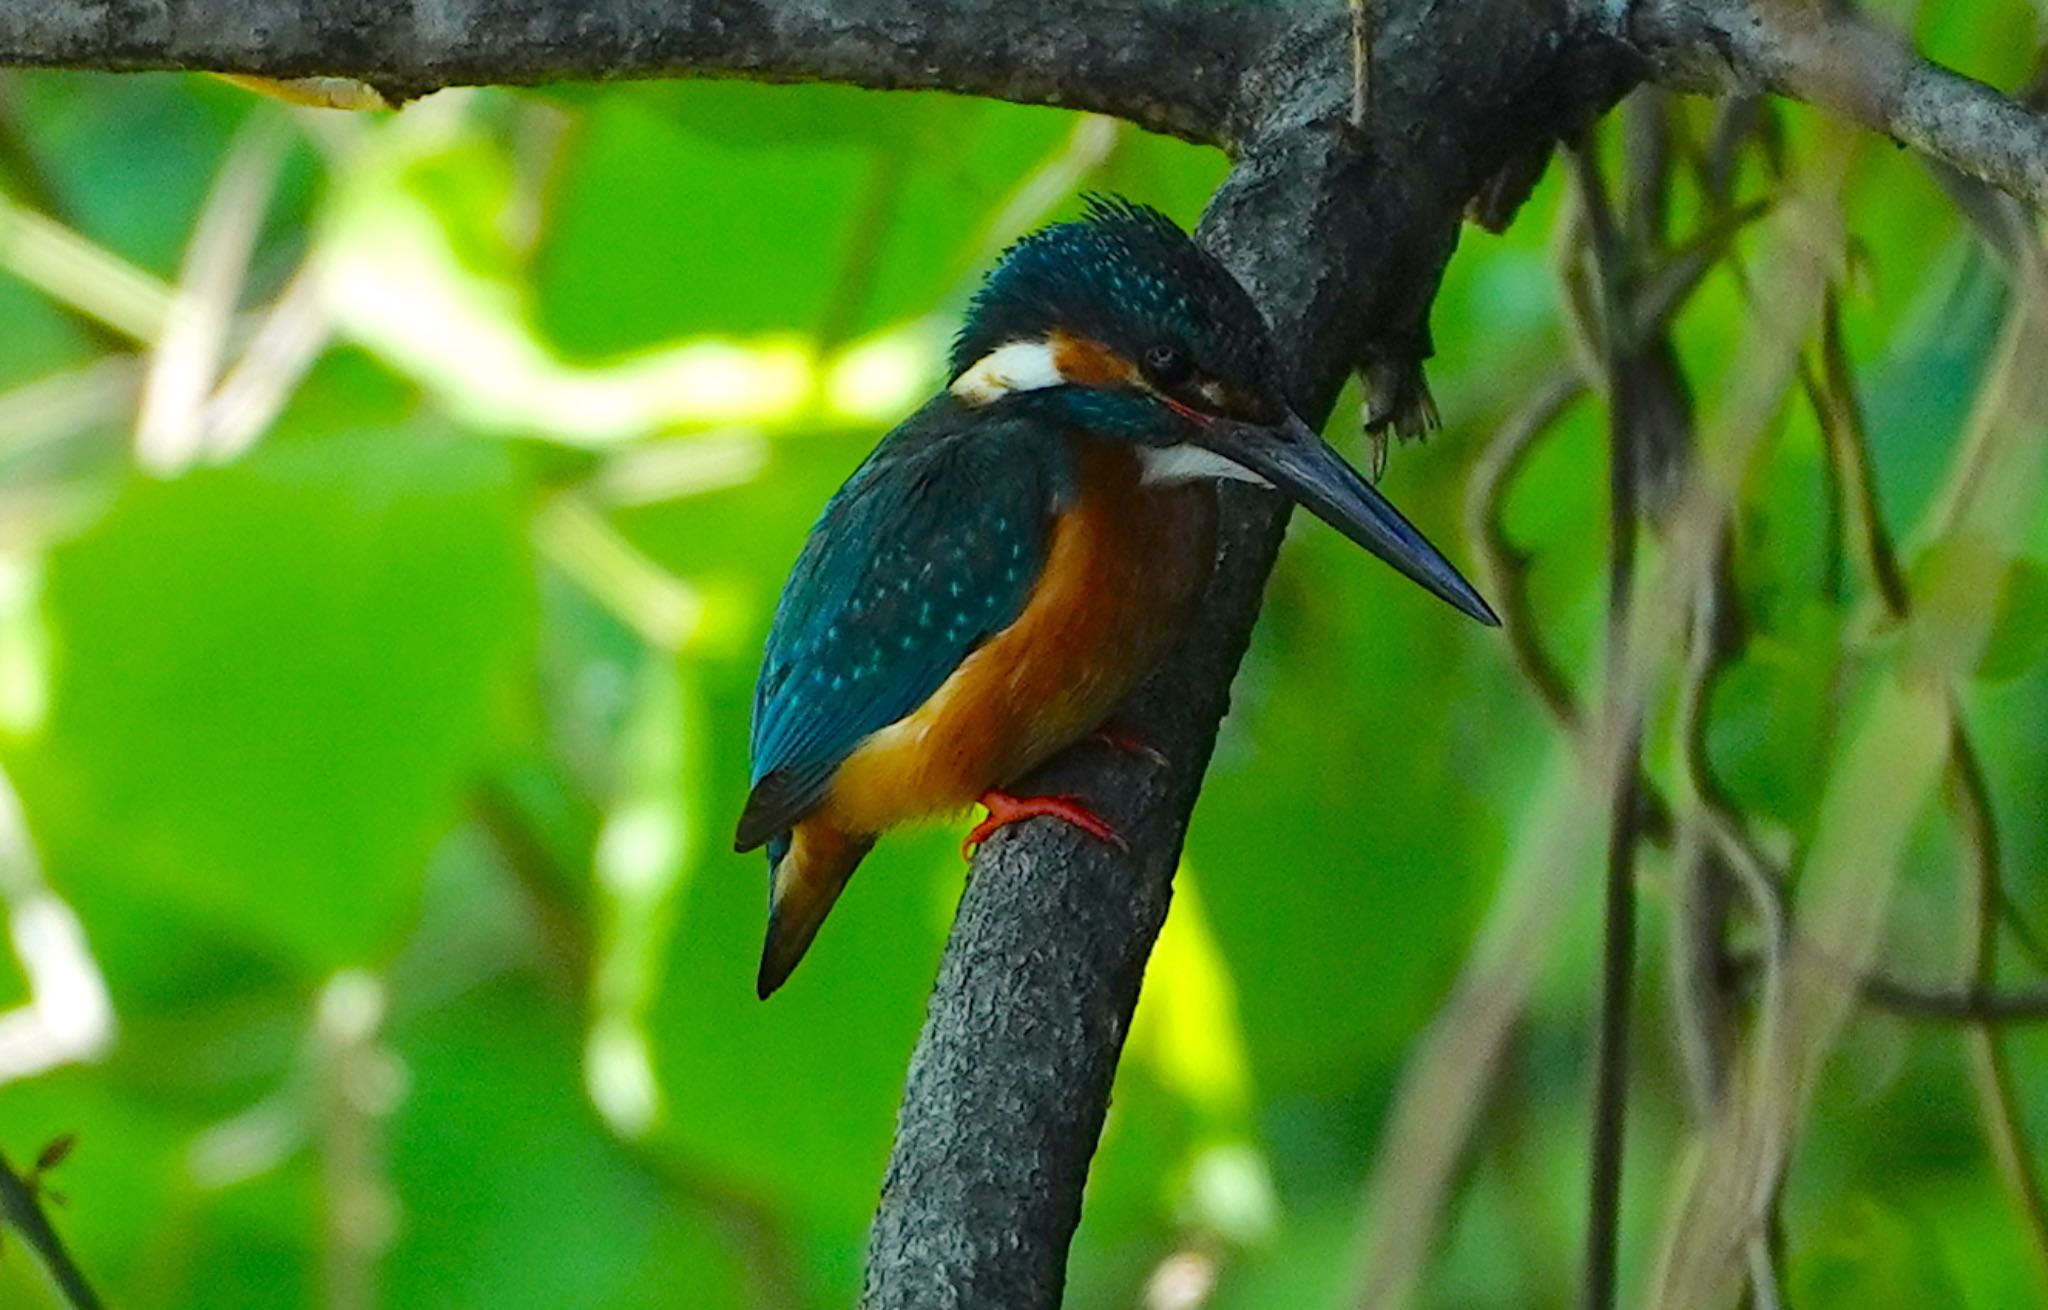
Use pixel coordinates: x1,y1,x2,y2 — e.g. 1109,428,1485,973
0,8,2046,1303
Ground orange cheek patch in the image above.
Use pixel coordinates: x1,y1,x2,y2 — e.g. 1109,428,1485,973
1049,331,1138,386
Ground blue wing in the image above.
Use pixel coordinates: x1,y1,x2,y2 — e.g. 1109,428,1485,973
735,398,1074,851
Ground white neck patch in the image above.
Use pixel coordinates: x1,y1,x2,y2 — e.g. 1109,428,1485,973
950,339,1064,405
1138,443,1272,487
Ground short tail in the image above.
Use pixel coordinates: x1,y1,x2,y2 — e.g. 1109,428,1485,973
757,820,875,999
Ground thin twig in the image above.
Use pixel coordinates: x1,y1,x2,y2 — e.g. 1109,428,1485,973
1669,523,1745,1115
1809,292,1909,616
1948,723,2048,1288
0,1149,102,1310
811,143,911,353
1728,941,2048,1024
1585,739,1640,1310
0,80,125,354
1465,372,1586,733
1859,975,2048,1023
1571,139,1644,1310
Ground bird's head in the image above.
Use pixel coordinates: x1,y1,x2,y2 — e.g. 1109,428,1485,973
948,196,1498,626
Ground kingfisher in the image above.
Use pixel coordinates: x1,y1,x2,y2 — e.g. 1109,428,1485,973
736,197,1498,998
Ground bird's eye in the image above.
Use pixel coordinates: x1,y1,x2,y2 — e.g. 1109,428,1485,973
1142,345,1190,386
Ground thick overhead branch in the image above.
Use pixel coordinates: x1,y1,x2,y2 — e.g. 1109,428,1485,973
3,0,2043,207
1622,0,2048,212
0,0,1272,145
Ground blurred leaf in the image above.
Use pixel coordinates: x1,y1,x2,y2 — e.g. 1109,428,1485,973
1971,556,2048,683
386,973,755,1310
1863,243,2008,539
541,81,934,152
1708,599,1845,832
534,93,873,355
1788,1195,1968,1309
24,431,532,973
644,748,937,1231
533,85,1083,357
0,278,95,388
394,133,522,284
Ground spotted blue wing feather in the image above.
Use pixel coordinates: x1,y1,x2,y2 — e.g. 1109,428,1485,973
735,398,1074,852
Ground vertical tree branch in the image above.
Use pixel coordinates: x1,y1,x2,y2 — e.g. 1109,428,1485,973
862,7,1640,1305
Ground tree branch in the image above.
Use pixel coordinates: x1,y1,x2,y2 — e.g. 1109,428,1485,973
5,0,1642,1303
1623,0,2048,212
0,0,1273,145
862,3,1637,1304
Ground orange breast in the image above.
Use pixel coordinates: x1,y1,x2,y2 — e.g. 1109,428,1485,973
821,438,1215,836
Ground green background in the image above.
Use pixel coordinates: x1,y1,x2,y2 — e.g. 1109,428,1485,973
2,8,2047,1302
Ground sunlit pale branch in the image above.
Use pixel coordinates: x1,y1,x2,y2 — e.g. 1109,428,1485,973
0,189,173,342
0,761,113,1085
312,972,400,1310
136,117,290,474
202,267,333,462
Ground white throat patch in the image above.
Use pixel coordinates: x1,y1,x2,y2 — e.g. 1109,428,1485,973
1138,444,1272,487
950,339,1064,405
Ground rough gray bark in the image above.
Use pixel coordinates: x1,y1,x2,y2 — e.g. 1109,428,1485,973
0,0,1273,144
9,0,2048,1306
10,0,2048,206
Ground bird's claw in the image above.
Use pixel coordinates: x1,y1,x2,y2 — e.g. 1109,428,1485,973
962,789,1127,859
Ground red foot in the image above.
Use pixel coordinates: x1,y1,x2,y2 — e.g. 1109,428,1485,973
1093,724,1168,769
962,789,1128,859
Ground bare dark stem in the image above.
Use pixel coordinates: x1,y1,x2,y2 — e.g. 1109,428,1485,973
1571,135,1646,1310
1949,722,2048,1287
1467,372,1587,734
1585,742,1640,1310
0,1151,102,1310
1858,975,2048,1023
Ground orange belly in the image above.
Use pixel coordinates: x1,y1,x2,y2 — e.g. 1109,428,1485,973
818,438,1215,836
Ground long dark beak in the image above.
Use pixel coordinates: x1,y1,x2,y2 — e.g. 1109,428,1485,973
1202,413,1500,625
